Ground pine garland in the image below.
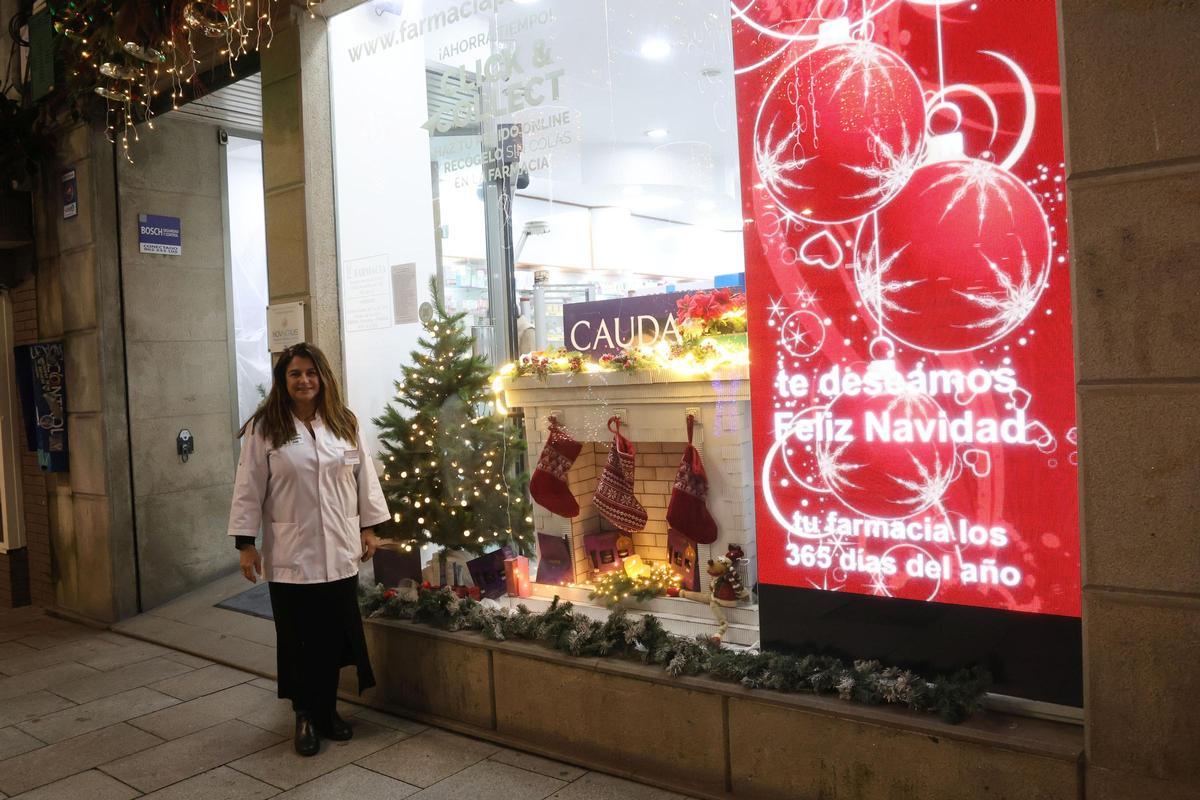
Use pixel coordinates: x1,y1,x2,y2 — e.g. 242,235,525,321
359,584,990,724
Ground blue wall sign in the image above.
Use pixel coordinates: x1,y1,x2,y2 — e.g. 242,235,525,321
138,214,182,256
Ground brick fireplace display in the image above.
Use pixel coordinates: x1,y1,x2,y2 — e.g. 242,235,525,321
564,440,688,581
503,367,758,641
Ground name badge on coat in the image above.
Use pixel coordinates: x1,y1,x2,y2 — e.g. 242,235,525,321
343,449,361,466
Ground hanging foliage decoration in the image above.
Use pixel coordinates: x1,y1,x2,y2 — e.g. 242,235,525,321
46,0,323,158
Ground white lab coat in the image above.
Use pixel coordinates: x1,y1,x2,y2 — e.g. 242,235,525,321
227,413,390,584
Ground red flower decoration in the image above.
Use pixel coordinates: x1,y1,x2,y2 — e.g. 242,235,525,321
677,289,747,331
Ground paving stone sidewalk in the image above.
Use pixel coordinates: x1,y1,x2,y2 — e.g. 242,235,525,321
0,604,693,800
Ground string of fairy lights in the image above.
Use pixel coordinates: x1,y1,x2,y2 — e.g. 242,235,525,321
49,0,325,160
590,559,683,607
490,333,751,416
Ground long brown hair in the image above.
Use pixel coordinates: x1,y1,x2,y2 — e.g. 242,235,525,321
239,342,359,448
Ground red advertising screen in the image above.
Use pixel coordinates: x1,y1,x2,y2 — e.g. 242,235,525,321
733,0,1079,617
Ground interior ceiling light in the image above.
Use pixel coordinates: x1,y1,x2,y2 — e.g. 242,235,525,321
645,128,670,139
640,38,672,60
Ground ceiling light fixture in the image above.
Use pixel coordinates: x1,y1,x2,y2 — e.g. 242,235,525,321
645,128,670,140
640,38,671,60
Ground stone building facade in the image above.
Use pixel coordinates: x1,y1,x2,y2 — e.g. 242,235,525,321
0,2,1196,797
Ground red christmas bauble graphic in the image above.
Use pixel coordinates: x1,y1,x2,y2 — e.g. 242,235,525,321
816,376,957,519
854,158,1052,353
753,38,925,224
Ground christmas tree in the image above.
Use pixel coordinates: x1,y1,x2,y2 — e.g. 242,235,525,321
373,280,533,557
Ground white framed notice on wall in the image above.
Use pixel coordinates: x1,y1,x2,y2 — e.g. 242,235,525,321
267,301,306,352
391,262,418,325
342,254,393,333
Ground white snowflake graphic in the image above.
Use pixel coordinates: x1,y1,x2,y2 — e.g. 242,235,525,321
823,40,899,105
784,326,811,352
881,383,940,420
857,240,921,323
957,245,1047,334
807,574,845,593
847,127,923,205
755,117,811,199
928,160,1016,233
891,449,955,512
793,286,818,308
780,311,824,357
767,296,786,319
817,439,865,494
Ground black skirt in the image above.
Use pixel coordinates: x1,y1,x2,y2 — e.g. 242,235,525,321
268,576,376,711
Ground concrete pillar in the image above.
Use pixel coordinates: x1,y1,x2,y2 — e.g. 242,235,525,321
29,124,138,622
261,8,343,380
1060,2,1200,797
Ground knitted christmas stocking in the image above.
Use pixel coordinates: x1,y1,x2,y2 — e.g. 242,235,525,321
594,417,647,533
666,414,718,544
529,416,583,518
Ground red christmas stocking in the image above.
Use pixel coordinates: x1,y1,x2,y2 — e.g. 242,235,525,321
667,414,718,544
529,416,582,518
594,417,647,533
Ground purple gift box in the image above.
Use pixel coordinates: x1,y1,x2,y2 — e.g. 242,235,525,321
467,546,514,599
584,530,627,577
373,546,422,588
535,533,574,586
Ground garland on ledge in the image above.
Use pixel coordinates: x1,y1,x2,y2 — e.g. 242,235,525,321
359,584,990,724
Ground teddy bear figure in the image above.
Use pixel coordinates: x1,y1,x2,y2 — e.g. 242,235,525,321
680,546,749,641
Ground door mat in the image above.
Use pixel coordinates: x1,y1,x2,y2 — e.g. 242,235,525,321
214,581,274,621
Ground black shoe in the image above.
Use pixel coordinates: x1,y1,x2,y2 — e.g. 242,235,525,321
294,713,320,756
317,711,353,741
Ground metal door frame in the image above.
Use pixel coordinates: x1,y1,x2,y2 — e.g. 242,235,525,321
218,126,266,465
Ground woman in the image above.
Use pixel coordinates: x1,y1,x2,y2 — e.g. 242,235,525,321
227,342,389,757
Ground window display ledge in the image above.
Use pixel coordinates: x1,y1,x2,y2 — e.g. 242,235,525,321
357,617,1083,800
501,586,761,647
